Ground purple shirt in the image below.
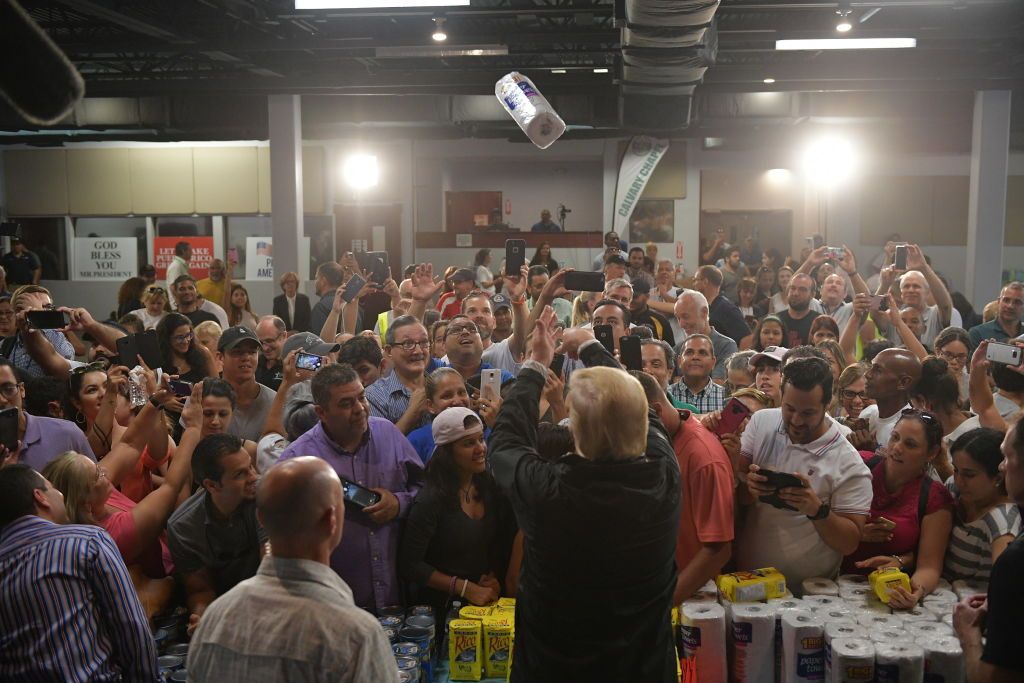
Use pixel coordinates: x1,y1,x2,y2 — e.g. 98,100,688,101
279,418,423,611
20,413,96,472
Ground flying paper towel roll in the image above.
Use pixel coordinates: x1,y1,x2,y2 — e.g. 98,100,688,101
855,613,902,629
803,578,841,597
781,610,825,683
893,606,939,623
681,601,726,683
731,603,776,683
824,623,868,682
917,636,965,683
804,595,845,610
874,641,925,683
829,637,875,683
494,72,566,150
951,579,987,600
904,621,953,639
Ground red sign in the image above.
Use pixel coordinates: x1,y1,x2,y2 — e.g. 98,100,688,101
504,199,512,215
676,241,684,260
153,236,214,281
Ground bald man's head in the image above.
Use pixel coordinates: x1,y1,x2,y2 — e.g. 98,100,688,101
257,457,343,546
865,347,922,401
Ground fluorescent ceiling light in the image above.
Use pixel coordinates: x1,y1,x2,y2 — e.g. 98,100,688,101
763,77,775,84
296,1,469,8
776,37,916,50
374,44,507,57
593,67,609,74
551,69,567,74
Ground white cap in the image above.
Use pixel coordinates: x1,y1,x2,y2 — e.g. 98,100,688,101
750,345,788,366
431,407,484,448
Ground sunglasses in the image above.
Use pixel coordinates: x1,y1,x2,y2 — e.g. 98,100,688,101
900,407,940,426
71,360,110,376
147,287,165,294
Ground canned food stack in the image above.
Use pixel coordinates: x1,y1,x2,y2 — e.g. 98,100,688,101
379,604,438,683
151,607,190,682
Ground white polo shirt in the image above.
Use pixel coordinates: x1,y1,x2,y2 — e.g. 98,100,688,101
735,408,872,587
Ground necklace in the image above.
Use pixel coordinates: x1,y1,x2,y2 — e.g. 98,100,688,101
460,484,475,505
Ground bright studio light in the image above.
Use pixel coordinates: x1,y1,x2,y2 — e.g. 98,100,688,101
343,154,379,190
766,168,791,183
432,18,447,41
804,136,858,187
836,19,853,32
763,77,776,84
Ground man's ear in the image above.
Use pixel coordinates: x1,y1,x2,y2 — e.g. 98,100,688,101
32,487,50,513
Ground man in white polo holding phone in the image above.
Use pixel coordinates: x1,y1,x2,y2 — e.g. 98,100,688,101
736,356,871,590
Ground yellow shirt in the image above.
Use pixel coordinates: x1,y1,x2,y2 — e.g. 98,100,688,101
196,277,226,306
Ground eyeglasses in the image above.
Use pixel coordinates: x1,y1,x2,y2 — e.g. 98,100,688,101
938,350,968,364
445,322,479,338
841,390,868,402
260,333,285,347
392,340,430,352
0,382,21,399
172,331,194,344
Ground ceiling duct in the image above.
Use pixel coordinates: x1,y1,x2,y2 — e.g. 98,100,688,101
621,0,719,131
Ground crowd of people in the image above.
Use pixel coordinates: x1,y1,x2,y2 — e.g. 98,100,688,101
0,228,1022,682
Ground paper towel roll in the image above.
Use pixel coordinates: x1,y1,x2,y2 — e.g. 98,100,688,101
824,623,868,681
941,613,954,627
874,642,925,683
904,621,954,639
839,585,873,601
923,602,954,619
781,610,825,683
769,598,807,611
804,595,845,610
893,606,939,623
819,606,854,624
951,579,987,600
856,600,893,615
934,578,952,592
771,599,806,682
855,613,902,629
829,637,875,683
681,601,727,683
838,574,870,589
868,628,914,645
494,73,566,149
917,636,965,683
803,578,841,597
731,603,777,683
923,588,958,606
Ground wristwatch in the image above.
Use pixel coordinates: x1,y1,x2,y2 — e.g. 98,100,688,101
807,502,830,521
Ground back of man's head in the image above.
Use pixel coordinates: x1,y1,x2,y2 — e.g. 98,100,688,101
257,457,342,552
193,433,244,488
566,367,648,461
993,362,1024,395
631,369,667,408
696,265,723,289
0,465,47,530
316,262,344,289
338,336,383,369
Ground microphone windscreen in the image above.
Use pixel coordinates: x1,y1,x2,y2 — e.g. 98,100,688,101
0,0,85,126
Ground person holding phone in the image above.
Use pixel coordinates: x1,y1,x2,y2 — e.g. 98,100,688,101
669,335,726,414
365,316,432,433
399,406,518,616
872,244,957,349
5,285,78,378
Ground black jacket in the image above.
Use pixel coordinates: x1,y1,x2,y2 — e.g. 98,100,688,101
272,292,311,332
489,343,681,683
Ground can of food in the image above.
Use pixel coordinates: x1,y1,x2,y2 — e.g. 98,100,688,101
395,655,419,673
164,643,189,658
393,641,422,658
378,615,403,630
382,627,398,643
409,604,434,617
378,605,405,618
397,670,416,683
153,628,170,650
157,655,183,679
169,671,188,683
405,614,436,640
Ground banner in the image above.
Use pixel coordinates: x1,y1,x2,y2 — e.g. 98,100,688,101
612,136,670,239
244,236,311,281
153,236,214,281
73,237,137,281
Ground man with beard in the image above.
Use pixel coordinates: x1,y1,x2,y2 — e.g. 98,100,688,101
719,245,744,303
365,315,433,433
173,275,219,327
777,273,821,347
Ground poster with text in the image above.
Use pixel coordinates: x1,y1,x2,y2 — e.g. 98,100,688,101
244,237,311,281
153,236,214,281
73,237,138,281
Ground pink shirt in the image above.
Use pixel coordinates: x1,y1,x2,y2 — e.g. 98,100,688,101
99,489,174,578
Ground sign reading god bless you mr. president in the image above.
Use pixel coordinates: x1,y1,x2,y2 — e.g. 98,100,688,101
73,237,137,281
612,136,669,238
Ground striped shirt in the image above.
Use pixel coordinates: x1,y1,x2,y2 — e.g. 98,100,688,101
0,516,158,682
8,330,76,377
366,371,426,427
668,378,725,414
944,503,1022,582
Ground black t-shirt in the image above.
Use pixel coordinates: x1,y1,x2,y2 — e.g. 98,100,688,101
709,294,749,345
982,529,1024,672
255,357,283,391
1,250,41,285
777,309,820,347
182,309,218,328
632,307,676,347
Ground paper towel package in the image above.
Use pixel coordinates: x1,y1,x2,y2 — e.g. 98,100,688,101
494,73,566,150
681,602,727,683
824,623,868,681
941,613,954,627
868,627,914,645
819,606,855,623
893,606,939,623
770,598,806,682
781,610,825,683
951,579,987,600
730,603,776,683
874,641,925,683
856,613,902,629
769,597,806,611
917,636,965,683
804,595,845,610
829,637,875,683
934,578,952,592
904,620,954,639
839,585,873,602
924,588,958,606
803,578,841,597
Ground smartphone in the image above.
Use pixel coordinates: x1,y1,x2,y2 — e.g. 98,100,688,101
868,294,889,312
894,245,908,270
759,469,806,490
564,271,605,293
986,341,1023,367
873,516,898,531
116,330,163,370
168,379,193,398
227,247,239,265
550,353,565,377
506,239,526,276
342,273,367,303
367,251,390,283
481,368,502,401
619,335,642,371
825,246,845,261
0,407,18,452
341,477,382,510
26,309,69,330
295,351,324,372
594,324,615,355
715,397,753,437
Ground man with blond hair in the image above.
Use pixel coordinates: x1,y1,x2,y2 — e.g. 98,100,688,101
490,307,680,682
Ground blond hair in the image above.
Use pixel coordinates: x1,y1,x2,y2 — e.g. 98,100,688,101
571,291,598,327
194,320,223,345
41,452,95,525
566,367,648,461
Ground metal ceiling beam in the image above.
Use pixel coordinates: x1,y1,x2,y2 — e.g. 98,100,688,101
51,0,193,44
716,0,1018,9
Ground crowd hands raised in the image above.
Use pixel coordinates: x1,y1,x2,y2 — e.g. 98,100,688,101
0,229,1022,682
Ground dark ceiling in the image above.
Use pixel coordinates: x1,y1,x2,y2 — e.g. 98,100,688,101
3,0,1024,149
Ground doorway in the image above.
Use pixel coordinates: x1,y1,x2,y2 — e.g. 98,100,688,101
334,204,404,277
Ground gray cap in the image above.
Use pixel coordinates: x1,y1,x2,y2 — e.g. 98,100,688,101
281,332,341,358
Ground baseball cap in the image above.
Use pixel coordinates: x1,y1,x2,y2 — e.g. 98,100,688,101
491,293,511,311
281,331,341,358
750,345,789,366
218,326,261,352
451,268,476,283
432,407,484,449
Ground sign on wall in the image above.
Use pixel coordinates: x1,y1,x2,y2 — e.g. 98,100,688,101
73,237,138,281
244,237,311,281
153,236,214,281
612,136,670,239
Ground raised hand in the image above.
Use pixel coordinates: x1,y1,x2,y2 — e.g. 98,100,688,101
529,306,558,368
409,263,444,302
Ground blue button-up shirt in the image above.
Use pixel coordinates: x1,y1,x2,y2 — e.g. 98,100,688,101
279,418,424,611
0,516,158,682
8,329,76,377
366,371,430,428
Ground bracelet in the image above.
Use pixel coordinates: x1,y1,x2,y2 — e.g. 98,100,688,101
892,554,904,570
449,576,458,596
460,579,468,598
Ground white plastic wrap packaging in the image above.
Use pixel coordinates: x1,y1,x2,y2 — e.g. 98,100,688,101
839,585,874,602
894,606,939,623
769,597,806,611
856,613,902,629
781,610,825,683
681,601,727,683
803,578,841,597
829,637,875,683
952,579,987,600
869,627,914,645
819,606,854,623
770,598,806,681
941,613,954,627
934,578,952,592
824,623,868,681
923,588,958,607
917,636,966,683
838,574,870,589
903,620,954,639
804,595,844,610
696,579,718,600
730,603,776,683
494,72,566,150
874,641,925,682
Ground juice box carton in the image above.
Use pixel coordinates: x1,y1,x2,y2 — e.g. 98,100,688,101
449,619,482,681
869,567,912,604
483,616,514,678
717,568,788,603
